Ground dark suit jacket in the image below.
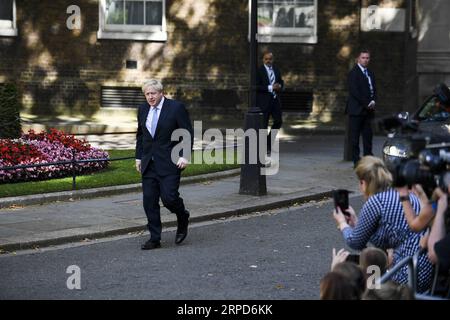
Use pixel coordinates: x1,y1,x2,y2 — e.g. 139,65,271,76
346,65,377,116
256,65,284,112
135,98,194,176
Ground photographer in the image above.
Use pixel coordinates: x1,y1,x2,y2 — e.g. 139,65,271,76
398,183,450,271
332,156,433,292
427,186,450,272
397,184,436,232
396,175,449,272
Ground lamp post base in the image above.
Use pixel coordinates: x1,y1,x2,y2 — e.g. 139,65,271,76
343,116,352,161
239,112,267,196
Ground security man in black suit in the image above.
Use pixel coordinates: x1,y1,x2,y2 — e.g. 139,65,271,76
256,51,284,155
346,49,377,167
135,79,193,250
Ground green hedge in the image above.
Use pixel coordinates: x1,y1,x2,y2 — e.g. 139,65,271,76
0,83,22,139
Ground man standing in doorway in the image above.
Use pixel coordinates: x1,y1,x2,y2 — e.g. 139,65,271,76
346,49,377,167
135,79,193,250
256,50,284,155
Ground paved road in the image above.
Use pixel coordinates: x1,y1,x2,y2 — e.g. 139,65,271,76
0,196,364,300
0,134,385,252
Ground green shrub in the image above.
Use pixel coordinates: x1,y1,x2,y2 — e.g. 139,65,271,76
0,83,22,139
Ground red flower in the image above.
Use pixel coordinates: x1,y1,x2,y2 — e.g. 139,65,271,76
0,140,45,165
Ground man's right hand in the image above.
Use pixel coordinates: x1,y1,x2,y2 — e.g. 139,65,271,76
135,159,141,173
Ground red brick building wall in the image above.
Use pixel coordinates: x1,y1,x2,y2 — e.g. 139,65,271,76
0,0,416,131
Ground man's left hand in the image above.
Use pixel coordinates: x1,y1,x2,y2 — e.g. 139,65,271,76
177,157,189,169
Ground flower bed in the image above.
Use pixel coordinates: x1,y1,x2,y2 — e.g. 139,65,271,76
0,129,109,183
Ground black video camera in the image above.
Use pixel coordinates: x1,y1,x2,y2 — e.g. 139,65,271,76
388,138,450,196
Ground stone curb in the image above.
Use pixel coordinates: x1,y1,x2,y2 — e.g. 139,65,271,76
0,168,241,209
0,190,332,253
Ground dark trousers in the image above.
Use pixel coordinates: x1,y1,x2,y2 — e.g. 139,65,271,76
349,115,373,165
142,163,187,242
263,97,283,153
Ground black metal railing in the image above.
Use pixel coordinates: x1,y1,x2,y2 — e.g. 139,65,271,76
0,131,138,189
0,150,135,190
378,248,449,300
1,131,239,190
379,248,421,293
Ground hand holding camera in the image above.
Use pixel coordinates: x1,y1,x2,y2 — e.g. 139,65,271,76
434,187,448,208
334,206,357,227
332,190,358,229
333,189,350,215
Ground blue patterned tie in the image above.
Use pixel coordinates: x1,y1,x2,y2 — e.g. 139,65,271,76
269,67,277,98
364,69,374,98
150,107,158,137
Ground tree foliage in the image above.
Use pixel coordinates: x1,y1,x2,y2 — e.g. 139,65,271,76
0,83,22,139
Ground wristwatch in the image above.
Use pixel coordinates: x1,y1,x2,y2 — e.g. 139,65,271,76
399,195,410,202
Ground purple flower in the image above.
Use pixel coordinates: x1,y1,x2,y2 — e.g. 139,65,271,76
0,132,110,183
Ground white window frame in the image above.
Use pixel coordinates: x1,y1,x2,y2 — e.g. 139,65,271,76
250,0,318,44
0,0,17,37
97,0,167,41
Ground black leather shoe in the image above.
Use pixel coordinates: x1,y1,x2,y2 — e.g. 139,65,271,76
175,211,190,245
141,240,161,250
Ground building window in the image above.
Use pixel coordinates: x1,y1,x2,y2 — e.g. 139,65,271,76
253,0,318,43
0,0,17,37
98,0,167,41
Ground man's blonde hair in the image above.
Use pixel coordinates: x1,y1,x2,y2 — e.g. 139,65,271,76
142,79,163,93
355,156,392,197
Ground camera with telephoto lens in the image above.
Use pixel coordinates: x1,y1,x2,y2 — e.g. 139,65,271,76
379,82,450,196
387,137,450,196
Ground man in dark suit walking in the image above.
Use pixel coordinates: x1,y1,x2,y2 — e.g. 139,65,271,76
135,79,193,250
346,49,377,167
256,51,284,155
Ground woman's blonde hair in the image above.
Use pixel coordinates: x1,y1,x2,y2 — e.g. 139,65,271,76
355,156,392,197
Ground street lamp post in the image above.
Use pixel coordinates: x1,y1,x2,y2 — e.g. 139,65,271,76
239,0,267,196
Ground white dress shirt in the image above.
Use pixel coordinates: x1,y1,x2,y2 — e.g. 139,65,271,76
358,63,375,106
264,64,275,93
146,97,164,135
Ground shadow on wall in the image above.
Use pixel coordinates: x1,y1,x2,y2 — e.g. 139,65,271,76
9,0,250,123
5,1,412,128
140,0,249,119
8,1,112,118
26,67,90,117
